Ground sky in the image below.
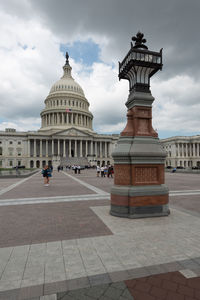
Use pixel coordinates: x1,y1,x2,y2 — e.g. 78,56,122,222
0,0,200,139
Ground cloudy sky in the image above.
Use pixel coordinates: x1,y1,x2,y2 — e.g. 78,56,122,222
0,0,200,139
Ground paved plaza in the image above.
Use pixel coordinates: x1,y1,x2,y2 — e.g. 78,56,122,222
0,170,200,299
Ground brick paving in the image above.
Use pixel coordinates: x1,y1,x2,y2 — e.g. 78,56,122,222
0,200,112,248
0,171,94,200
125,271,200,300
0,170,200,299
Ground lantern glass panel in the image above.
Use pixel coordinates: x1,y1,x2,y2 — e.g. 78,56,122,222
148,55,153,62
140,53,145,61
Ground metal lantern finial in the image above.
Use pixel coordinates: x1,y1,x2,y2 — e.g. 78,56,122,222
132,31,148,49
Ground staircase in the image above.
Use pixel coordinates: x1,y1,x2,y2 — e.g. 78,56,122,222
60,157,89,166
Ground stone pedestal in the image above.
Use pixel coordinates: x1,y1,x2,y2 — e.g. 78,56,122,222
110,91,169,218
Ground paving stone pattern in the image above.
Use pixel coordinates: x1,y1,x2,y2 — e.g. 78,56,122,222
0,170,200,299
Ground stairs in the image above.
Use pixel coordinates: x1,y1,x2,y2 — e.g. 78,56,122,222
60,157,89,166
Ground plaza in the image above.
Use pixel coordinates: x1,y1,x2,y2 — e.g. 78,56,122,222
0,169,200,299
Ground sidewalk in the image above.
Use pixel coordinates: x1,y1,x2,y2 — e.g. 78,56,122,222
0,170,200,299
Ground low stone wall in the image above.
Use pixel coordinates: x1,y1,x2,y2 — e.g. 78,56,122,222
165,168,200,174
0,169,39,178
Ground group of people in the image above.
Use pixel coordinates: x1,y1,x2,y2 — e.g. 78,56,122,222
72,165,81,174
96,165,114,178
42,163,114,186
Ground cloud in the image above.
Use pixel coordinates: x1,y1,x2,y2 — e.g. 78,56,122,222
0,0,200,138
152,75,200,132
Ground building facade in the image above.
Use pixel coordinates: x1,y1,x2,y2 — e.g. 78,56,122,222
0,54,118,169
161,136,200,168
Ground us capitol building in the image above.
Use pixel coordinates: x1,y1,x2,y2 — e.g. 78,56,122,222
0,53,118,169
0,53,200,169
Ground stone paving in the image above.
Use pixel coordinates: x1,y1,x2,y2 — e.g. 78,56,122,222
0,170,200,299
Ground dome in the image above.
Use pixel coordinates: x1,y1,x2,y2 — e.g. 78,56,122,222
40,52,93,133
49,57,85,97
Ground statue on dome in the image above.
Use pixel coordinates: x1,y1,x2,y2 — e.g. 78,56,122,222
65,52,69,65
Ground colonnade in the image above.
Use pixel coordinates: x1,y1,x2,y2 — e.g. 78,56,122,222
176,143,200,157
28,138,111,158
41,112,92,129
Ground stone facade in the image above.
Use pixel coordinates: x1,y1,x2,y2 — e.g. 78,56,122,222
0,57,118,169
161,136,200,168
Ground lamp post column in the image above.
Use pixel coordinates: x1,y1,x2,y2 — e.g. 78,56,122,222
110,32,169,219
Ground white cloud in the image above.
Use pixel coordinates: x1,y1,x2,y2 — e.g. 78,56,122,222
152,75,200,133
0,1,200,139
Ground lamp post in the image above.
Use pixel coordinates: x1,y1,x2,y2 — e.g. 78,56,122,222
110,32,169,218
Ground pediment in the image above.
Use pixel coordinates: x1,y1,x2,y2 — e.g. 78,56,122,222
53,128,92,137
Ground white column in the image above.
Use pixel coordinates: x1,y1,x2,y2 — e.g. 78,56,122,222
75,140,77,157
67,113,69,124
46,140,48,157
105,141,107,158
27,140,30,157
90,141,93,156
69,140,71,157
58,139,60,156
33,139,36,157
75,114,77,125
63,140,66,157
197,143,199,157
80,140,82,157
187,143,189,157
193,143,195,157
40,140,42,157
95,141,97,158
52,139,54,156
71,113,74,125
100,141,102,158
85,140,88,157
107,142,109,157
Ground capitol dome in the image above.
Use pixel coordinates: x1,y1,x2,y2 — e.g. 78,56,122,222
40,53,93,132
49,64,85,97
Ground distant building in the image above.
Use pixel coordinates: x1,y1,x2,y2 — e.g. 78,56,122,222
0,54,118,169
161,136,200,168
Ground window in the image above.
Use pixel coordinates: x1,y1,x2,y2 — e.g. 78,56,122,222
18,161,21,166
9,160,13,167
18,141,21,145
0,147,2,155
9,141,13,144
0,160,2,167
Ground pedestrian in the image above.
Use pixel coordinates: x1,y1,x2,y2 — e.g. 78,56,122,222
42,165,52,186
101,165,105,177
104,165,108,177
107,165,112,178
78,165,81,174
74,165,77,174
96,165,100,177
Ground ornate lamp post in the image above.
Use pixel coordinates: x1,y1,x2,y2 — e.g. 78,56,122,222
110,32,169,218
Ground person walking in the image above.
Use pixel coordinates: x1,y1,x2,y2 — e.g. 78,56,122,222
96,165,100,177
78,165,81,174
101,165,105,177
42,165,52,186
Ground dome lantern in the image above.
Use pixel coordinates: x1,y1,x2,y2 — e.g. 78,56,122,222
62,52,73,79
